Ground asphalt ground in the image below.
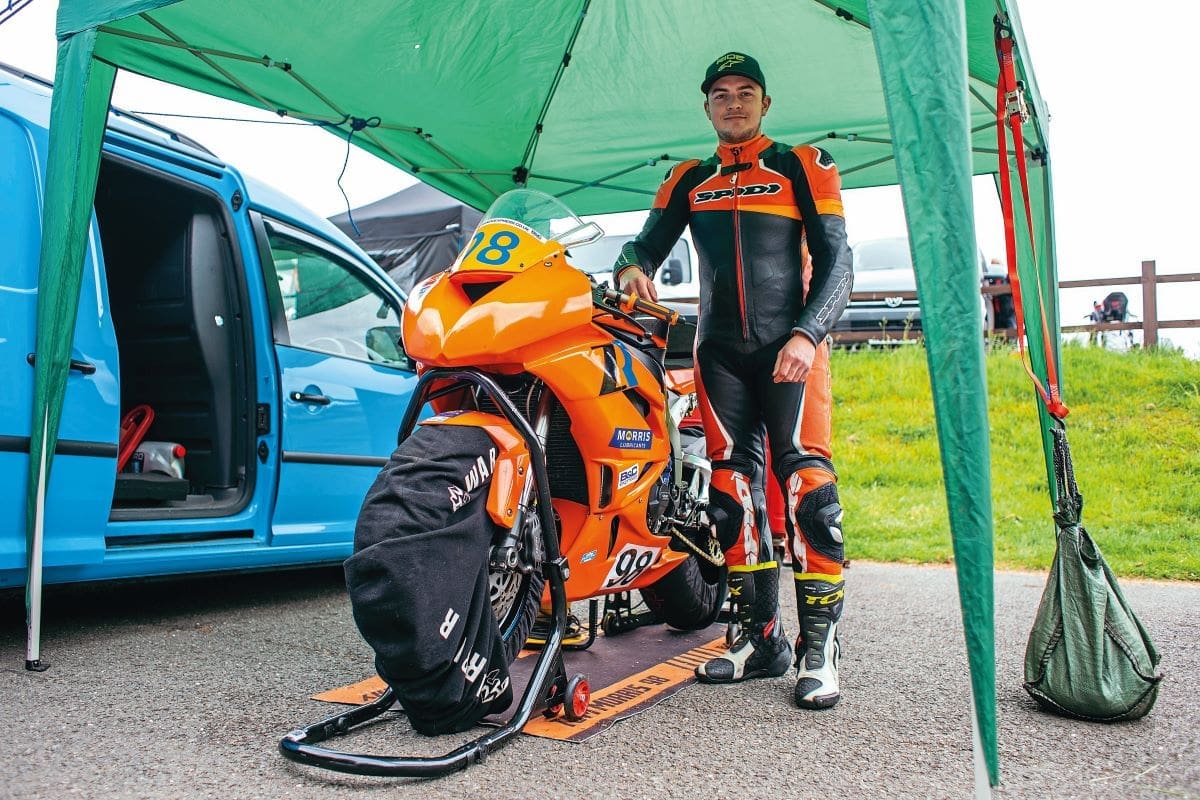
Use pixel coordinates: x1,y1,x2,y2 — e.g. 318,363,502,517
1,561,1196,800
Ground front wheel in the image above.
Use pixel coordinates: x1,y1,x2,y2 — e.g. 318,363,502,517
639,555,726,631
490,512,544,663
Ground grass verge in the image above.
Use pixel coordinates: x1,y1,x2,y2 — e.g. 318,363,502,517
832,341,1200,581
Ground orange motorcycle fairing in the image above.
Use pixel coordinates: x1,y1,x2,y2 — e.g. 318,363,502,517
402,210,696,604
665,367,696,396
403,228,595,368
549,499,688,603
527,336,668,473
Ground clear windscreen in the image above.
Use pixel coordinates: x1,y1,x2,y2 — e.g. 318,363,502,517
479,188,603,249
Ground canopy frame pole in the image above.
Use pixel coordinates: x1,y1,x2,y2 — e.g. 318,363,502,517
809,0,1004,93
133,13,501,193
815,120,1036,178
409,134,499,200
407,168,510,176
270,31,498,196
25,31,117,671
838,153,897,177
515,0,591,177
98,25,284,66
529,172,654,197
554,156,680,199
25,411,51,671
969,83,998,114
138,14,281,113
110,20,427,134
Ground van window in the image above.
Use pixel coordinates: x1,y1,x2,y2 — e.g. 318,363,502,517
568,234,692,286
263,230,405,365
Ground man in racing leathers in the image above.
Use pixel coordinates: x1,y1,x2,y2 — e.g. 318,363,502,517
613,52,852,709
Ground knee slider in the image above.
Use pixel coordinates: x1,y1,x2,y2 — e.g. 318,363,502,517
795,482,844,563
707,482,747,552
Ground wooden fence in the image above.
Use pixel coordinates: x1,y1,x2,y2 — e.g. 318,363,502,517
830,260,1200,346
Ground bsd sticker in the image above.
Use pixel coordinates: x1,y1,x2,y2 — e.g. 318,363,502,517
610,428,652,450
617,464,639,489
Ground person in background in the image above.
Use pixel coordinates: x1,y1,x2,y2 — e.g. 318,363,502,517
613,52,852,709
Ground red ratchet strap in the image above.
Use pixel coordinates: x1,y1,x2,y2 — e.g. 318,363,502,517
995,16,1069,420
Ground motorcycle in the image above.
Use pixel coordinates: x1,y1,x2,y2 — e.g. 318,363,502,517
280,188,725,777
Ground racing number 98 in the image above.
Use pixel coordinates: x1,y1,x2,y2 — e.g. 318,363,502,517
465,230,520,265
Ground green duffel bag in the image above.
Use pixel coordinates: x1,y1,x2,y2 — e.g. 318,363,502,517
1023,427,1162,722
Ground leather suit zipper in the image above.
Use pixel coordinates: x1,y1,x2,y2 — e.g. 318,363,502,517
731,146,749,341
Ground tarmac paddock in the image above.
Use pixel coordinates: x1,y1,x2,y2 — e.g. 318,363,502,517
2,561,1196,799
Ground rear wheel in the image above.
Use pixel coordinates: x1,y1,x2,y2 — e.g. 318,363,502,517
639,423,726,630
639,554,726,631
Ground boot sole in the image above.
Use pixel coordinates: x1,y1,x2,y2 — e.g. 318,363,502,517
696,666,789,684
795,691,840,710
695,649,792,684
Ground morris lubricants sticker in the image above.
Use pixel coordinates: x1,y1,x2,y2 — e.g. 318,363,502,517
609,428,652,450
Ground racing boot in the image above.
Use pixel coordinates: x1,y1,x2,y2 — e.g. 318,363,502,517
696,565,791,683
793,578,844,709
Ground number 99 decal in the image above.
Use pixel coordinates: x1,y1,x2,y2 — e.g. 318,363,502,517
602,544,661,589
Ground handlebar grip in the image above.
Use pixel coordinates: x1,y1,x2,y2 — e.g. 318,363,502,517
603,287,680,326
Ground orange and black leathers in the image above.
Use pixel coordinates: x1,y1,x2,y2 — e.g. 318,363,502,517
613,134,851,575
615,134,852,351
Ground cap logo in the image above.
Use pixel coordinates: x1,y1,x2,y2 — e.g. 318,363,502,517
716,53,746,70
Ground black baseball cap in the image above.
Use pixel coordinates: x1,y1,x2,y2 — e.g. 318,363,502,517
701,52,766,94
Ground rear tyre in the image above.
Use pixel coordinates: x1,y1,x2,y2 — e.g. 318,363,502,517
639,555,726,631
639,424,725,630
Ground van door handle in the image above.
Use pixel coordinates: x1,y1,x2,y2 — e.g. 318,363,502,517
289,391,331,406
26,353,97,375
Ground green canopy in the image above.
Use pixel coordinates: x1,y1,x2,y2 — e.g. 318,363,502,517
29,0,1061,790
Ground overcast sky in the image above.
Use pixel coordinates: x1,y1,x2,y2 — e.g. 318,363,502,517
2,1,1197,350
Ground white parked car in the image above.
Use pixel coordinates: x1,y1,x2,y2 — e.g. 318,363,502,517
835,236,1015,335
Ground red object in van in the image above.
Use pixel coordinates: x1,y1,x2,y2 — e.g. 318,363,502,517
117,404,154,471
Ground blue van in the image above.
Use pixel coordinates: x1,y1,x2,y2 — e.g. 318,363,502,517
1,64,419,588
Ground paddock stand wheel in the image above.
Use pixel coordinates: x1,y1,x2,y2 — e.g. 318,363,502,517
543,671,591,722
279,566,572,779
564,675,591,722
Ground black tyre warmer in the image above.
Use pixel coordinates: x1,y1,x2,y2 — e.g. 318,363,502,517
345,424,514,735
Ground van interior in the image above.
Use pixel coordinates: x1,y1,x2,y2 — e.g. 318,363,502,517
93,155,252,520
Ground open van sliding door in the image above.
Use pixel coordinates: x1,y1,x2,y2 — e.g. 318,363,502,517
253,216,418,548
94,148,272,573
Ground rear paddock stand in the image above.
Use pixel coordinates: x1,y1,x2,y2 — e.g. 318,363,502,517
600,591,660,636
